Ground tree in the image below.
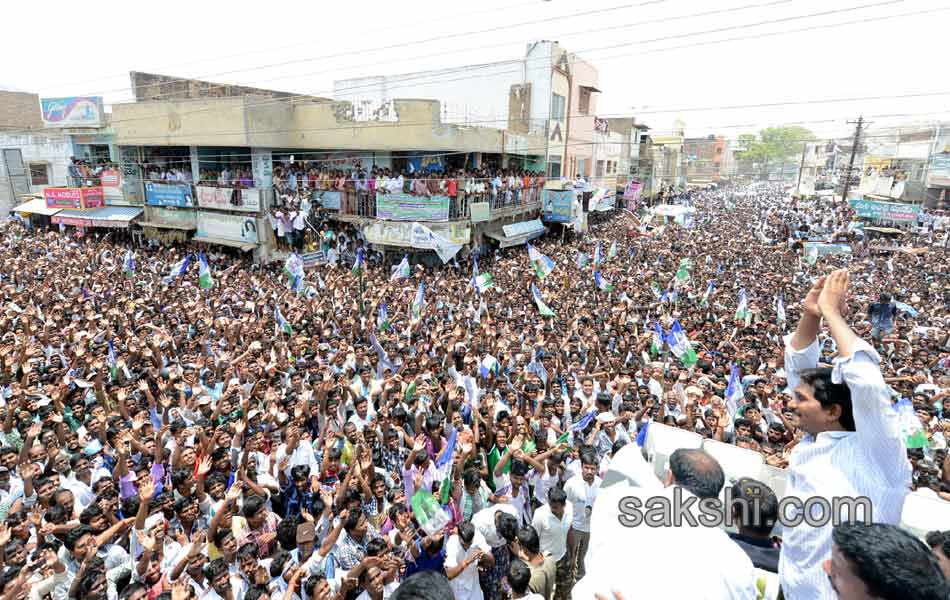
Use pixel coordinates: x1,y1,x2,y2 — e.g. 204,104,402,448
739,126,815,179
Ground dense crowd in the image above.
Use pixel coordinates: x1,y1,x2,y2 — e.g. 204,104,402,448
0,183,947,600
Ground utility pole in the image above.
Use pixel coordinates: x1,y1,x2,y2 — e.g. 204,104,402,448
841,116,869,203
795,142,807,193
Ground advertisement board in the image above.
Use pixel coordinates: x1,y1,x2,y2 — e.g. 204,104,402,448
376,193,450,222
541,189,574,223
503,219,545,238
44,187,105,210
623,181,643,209
39,97,104,128
196,212,260,244
928,154,950,187
144,207,197,229
100,170,120,187
195,186,261,212
300,251,327,268
849,197,921,222
146,182,194,208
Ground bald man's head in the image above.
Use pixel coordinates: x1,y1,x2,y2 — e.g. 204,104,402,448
669,449,725,499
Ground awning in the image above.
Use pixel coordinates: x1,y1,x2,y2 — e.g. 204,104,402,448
485,227,548,248
12,198,61,216
139,221,197,231
191,236,257,251
52,206,142,228
580,85,602,93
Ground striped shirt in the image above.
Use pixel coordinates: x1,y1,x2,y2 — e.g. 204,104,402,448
778,336,911,600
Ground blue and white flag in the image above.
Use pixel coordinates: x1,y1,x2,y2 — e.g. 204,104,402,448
165,255,191,282
894,301,918,317
636,419,650,447
650,321,665,355
701,280,715,307
527,243,555,280
107,341,118,381
666,320,697,367
775,295,786,324
594,271,614,292
735,288,750,321
725,363,744,419
391,255,410,281
369,332,400,376
378,302,390,332
593,241,603,266
526,356,548,384
122,251,135,277
411,282,426,319
352,247,365,276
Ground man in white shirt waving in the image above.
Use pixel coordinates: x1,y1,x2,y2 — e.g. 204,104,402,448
779,269,911,599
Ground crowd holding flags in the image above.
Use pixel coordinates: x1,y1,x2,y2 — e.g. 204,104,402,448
377,303,390,332
275,307,293,335
165,255,191,282
725,363,744,419
651,321,665,355
701,280,715,307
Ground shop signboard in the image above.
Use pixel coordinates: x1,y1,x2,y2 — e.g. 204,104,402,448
541,189,573,223
848,197,921,222
146,182,194,208
100,170,120,187
195,186,261,212
376,193,449,222
196,212,260,244
313,190,341,210
39,96,104,128
44,187,105,210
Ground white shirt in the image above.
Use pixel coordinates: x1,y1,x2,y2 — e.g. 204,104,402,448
444,530,491,600
564,474,601,532
471,504,518,548
574,444,756,600
778,336,911,600
531,502,573,562
494,471,536,526
532,464,561,508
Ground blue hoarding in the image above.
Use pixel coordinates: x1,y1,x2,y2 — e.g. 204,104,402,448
541,189,574,223
145,182,194,208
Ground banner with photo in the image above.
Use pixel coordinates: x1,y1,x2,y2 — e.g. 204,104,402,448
146,182,194,208
196,212,261,244
541,189,574,223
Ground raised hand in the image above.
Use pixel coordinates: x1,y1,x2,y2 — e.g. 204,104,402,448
802,275,826,318
817,269,850,317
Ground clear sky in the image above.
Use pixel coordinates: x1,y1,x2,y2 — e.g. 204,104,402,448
4,0,948,141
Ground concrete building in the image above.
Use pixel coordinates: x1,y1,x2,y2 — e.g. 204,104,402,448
604,117,649,190
857,122,949,208
333,41,605,179
644,120,687,191
684,135,725,184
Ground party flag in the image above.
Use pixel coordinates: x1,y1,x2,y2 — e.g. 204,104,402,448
435,427,458,505
650,321,665,356
607,241,617,260
411,282,426,319
474,273,494,294
556,410,596,445
165,255,191,282
198,253,214,290
352,247,365,276
725,363,744,419
391,255,410,281
636,420,650,447
577,251,588,269
378,302,390,332
666,320,697,368
122,250,135,277
676,259,691,282
527,243,555,280
735,289,750,321
593,241,603,266
650,281,662,299
775,295,786,324
531,284,555,317
107,341,118,381
594,271,614,292
275,307,293,335
700,281,715,307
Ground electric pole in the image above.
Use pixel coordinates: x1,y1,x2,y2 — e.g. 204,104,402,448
840,116,870,203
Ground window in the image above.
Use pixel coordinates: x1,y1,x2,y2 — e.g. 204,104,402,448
578,88,591,115
551,94,566,121
29,163,49,186
547,155,562,178
596,160,605,177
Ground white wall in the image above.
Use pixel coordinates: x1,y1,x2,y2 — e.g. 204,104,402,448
0,132,73,215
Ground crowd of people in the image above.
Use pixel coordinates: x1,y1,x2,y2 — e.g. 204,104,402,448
0,182,947,600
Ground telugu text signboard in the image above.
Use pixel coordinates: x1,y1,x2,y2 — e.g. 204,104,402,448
376,193,450,222
541,189,574,223
195,186,261,212
196,212,260,244
849,197,921,222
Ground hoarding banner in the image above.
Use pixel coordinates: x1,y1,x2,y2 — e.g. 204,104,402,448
503,219,545,238
541,189,574,223
313,190,341,210
195,186,261,212
376,193,449,222
144,207,197,229
363,221,470,246
44,187,105,210
848,197,921,222
39,97,104,128
803,242,852,256
100,170,120,187
469,202,490,223
623,181,643,205
146,182,194,208
196,212,260,244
